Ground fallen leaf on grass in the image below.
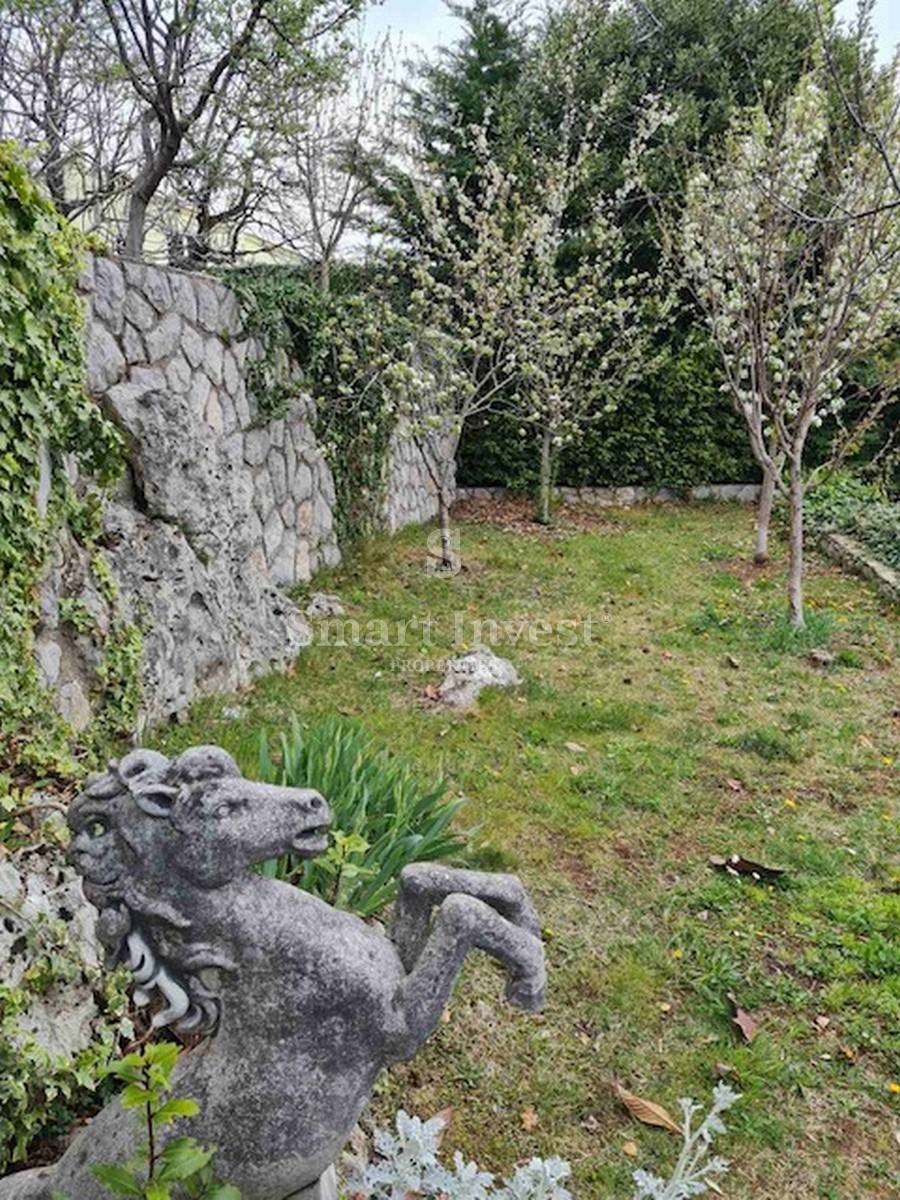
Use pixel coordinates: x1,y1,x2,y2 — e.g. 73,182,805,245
422,684,440,702
432,1108,453,1145
520,1106,539,1132
727,993,758,1043
814,1014,831,1031
622,1141,639,1158
709,853,785,882
724,777,745,793
612,1082,682,1135
564,741,587,754
714,1062,735,1079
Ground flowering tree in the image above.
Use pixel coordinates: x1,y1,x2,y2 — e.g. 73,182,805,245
508,48,665,524
679,70,900,626
393,129,535,567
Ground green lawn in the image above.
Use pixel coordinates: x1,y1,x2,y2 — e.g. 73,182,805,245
156,501,899,1199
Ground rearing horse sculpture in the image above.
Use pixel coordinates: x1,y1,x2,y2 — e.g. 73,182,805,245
0,745,545,1200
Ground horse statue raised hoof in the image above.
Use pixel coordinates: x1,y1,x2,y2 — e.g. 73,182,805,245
0,745,545,1200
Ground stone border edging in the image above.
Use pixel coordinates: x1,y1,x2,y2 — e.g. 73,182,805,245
455,482,761,506
819,533,899,604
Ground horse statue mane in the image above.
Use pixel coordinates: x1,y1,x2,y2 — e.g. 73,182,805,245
0,742,545,1200
68,746,260,1036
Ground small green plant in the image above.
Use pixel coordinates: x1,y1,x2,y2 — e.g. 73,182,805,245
729,724,800,763
90,1044,239,1200
258,717,465,916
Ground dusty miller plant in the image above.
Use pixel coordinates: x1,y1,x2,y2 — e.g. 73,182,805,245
631,1083,740,1200
348,1110,572,1200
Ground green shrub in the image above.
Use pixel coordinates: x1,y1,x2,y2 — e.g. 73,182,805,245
258,717,466,916
805,471,900,570
458,330,756,490
93,1044,239,1200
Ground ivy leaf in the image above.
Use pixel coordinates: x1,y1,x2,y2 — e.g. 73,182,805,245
91,1165,144,1196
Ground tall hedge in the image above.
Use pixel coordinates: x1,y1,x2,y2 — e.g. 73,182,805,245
458,331,757,490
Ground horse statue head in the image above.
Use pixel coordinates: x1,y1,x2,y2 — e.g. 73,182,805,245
66,746,330,1033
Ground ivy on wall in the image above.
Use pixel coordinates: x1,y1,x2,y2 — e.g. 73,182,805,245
0,142,137,783
219,263,407,546
0,142,148,1172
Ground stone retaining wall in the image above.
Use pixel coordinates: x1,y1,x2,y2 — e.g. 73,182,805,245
383,421,454,532
35,256,443,729
456,483,761,506
820,533,899,604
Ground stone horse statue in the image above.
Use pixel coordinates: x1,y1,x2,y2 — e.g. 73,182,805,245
0,745,545,1200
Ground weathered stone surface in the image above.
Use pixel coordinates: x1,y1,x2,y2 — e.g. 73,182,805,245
90,258,125,332
181,321,205,368
170,272,198,323
85,325,126,393
145,312,183,360
189,370,212,417
57,677,92,730
306,593,345,618
123,287,156,331
382,421,449,531
205,337,224,386
439,647,521,707
142,265,174,313
204,390,224,434
0,750,544,1200
33,254,443,733
195,280,220,331
270,449,288,503
166,352,192,395
121,321,146,362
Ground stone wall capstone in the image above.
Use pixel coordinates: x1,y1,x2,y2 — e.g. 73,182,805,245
33,255,443,730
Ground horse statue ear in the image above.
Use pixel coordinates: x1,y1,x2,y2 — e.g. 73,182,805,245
118,749,178,817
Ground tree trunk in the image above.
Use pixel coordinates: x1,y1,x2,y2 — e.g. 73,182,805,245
124,190,150,258
754,463,777,564
787,458,805,628
536,428,553,525
438,488,453,571
124,121,182,258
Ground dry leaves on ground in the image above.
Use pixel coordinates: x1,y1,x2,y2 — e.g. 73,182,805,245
612,1082,683,1135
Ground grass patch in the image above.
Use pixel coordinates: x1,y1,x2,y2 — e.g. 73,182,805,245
154,504,899,1199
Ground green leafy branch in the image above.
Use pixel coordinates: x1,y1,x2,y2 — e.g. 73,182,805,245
87,1044,240,1200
